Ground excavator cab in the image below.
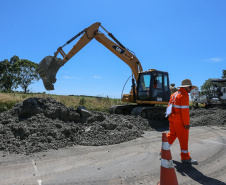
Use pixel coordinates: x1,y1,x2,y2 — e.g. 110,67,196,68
137,70,170,103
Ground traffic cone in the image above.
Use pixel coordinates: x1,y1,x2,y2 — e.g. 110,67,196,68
158,132,178,185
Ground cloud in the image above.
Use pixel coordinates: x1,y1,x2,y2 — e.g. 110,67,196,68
93,75,102,79
208,57,224,62
63,76,80,80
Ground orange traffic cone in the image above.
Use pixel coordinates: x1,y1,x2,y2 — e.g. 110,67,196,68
158,132,178,185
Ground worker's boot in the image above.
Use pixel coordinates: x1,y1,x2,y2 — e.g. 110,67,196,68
181,158,198,165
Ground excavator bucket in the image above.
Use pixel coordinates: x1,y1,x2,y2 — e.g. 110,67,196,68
37,56,64,90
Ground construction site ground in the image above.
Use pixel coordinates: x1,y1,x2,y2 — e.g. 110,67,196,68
0,97,226,185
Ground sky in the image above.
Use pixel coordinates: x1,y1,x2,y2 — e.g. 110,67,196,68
1,0,226,98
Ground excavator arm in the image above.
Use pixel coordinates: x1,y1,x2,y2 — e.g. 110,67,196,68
54,22,101,63
95,32,142,81
37,22,143,90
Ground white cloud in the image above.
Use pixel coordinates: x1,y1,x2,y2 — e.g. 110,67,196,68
63,76,80,80
208,57,224,62
93,75,102,79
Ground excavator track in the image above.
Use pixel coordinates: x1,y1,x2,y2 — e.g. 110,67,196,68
109,105,137,115
110,105,168,120
131,106,167,119
109,105,169,127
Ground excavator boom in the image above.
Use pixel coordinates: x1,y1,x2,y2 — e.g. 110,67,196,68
37,22,142,90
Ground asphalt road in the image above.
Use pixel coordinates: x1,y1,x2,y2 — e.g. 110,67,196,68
0,126,225,185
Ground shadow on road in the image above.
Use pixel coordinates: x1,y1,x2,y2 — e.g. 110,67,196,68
173,160,226,185
147,119,169,132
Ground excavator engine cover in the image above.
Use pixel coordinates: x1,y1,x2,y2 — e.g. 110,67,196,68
37,56,64,90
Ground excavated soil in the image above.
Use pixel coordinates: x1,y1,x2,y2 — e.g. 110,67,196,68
0,97,225,155
0,98,152,155
190,107,226,126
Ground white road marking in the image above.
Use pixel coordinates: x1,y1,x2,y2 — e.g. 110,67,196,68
32,160,42,185
202,140,226,146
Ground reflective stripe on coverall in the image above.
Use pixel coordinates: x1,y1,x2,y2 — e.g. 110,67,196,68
167,88,191,160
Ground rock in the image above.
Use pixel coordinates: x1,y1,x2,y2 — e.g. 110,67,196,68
105,123,117,130
77,106,92,118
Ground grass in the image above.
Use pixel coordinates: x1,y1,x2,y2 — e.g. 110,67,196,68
0,92,200,114
0,93,23,112
0,92,124,113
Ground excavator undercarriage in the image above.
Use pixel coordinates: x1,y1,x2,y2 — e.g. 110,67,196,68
109,105,167,119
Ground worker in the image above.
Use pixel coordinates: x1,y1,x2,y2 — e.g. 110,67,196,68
166,79,198,164
170,83,177,94
153,79,157,88
153,73,158,88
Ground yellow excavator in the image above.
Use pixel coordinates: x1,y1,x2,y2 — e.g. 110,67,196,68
38,22,171,119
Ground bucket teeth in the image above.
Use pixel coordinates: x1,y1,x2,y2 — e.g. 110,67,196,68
37,56,64,90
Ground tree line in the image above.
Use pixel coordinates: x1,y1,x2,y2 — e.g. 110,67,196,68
0,55,40,93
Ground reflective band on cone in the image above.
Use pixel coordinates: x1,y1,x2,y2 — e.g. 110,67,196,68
162,142,170,150
161,158,174,168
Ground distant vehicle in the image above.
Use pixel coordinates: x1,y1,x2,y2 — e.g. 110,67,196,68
191,79,226,108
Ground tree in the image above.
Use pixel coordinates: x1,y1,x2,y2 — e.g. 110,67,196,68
0,56,21,91
0,55,40,93
200,79,214,95
222,70,226,78
17,59,40,93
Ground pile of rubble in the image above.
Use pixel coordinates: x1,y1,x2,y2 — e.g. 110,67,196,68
0,97,225,155
0,98,151,155
190,107,226,127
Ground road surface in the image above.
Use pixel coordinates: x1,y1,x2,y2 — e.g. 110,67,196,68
0,126,225,185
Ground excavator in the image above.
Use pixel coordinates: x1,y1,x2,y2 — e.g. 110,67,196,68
37,22,171,119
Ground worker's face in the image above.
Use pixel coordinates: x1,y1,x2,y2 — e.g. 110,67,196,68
184,86,192,93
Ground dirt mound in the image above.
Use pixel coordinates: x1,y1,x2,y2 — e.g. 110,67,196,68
190,107,226,127
0,97,152,155
1,97,225,155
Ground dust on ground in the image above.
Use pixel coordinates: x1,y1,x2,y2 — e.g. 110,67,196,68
0,97,225,155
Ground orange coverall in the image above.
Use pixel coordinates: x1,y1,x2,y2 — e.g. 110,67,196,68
167,88,191,160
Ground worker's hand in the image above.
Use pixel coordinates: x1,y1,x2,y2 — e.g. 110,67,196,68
184,125,190,130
